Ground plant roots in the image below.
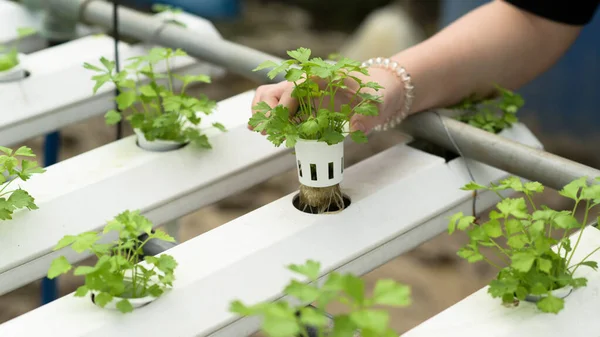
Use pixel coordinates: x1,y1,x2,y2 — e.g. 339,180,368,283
298,184,346,214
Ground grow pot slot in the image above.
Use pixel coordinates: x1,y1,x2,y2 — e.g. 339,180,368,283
292,193,351,214
135,139,189,152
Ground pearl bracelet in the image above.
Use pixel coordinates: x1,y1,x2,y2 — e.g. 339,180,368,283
361,57,414,131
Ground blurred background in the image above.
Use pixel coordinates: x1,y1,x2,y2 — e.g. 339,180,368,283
1,0,599,333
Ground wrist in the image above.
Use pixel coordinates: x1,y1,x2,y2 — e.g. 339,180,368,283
362,57,414,131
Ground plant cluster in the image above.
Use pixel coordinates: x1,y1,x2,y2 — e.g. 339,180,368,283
448,176,600,313
0,146,44,220
449,85,524,133
151,4,187,27
248,47,383,148
47,210,178,313
85,47,224,148
0,27,36,72
230,260,411,337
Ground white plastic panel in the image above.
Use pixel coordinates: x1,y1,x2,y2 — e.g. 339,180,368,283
0,0,101,53
0,90,295,296
404,227,600,337
0,124,543,337
0,34,223,146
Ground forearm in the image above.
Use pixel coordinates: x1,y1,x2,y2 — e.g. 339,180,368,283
391,0,583,113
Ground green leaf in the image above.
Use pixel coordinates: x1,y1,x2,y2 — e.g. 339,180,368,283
288,260,321,281
524,181,544,193
8,189,36,210
94,292,113,308
505,218,524,235
53,235,77,250
115,91,137,110
537,295,564,314
13,146,35,157
461,182,487,191
482,220,503,238
457,246,484,263
17,27,36,38
553,214,581,229
0,146,12,155
287,47,311,63
559,176,587,201
298,306,329,329
253,60,278,72
343,274,365,305
530,283,547,295
507,234,529,249
349,130,367,144
577,261,598,270
74,285,89,297
511,252,536,273
212,122,226,132
283,280,320,302
349,309,389,334
116,299,134,313
150,229,176,242
285,68,304,82
47,256,72,279
372,279,411,307
354,103,378,116
448,212,463,235
105,109,122,125
321,130,345,145
537,258,552,274
496,198,528,218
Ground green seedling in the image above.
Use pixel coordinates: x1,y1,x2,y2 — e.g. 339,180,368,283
0,145,44,220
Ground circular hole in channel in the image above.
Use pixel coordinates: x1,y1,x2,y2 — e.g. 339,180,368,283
292,193,351,214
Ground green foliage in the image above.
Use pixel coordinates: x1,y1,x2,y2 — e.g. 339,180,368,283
0,146,44,220
449,85,524,134
449,176,600,313
0,27,36,72
151,3,187,27
47,210,178,313
230,259,411,336
84,47,222,148
248,47,383,148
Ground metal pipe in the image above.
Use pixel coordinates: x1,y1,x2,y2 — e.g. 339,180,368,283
399,112,600,190
46,0,286,83
45,0,600,191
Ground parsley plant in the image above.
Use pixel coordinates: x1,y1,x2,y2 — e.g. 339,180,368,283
248,47,383,147
0,27,36,72
47,210,178,313
0,146,44,220
230,260,411,337
449,176,600,313
84,47,224,148
450,86,524,134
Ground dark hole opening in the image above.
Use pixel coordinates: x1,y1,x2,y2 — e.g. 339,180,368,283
292,193,352,214
341,157,344,173
310,164,317,181
328,162,334,179
298,160,303,177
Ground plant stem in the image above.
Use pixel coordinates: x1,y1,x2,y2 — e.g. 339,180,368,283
570,246,600,275
567,200,590,268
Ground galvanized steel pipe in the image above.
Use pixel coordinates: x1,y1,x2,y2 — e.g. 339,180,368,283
46,0,600,191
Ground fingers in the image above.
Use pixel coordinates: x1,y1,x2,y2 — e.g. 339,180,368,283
349,114,373,135
249,82,299,133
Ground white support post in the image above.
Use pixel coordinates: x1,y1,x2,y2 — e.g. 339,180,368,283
0,123,543,337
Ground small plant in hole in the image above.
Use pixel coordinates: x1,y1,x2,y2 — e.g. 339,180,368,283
0,146,44,220
84,47,225,149
449,85,524,134
248,47,383,213
448,176,600,313
47,210,178,313
409,85,524,161
230,259,411,337
0,27,36,73
151,3,187,27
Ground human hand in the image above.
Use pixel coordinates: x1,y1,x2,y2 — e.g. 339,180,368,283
249,67,405,135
